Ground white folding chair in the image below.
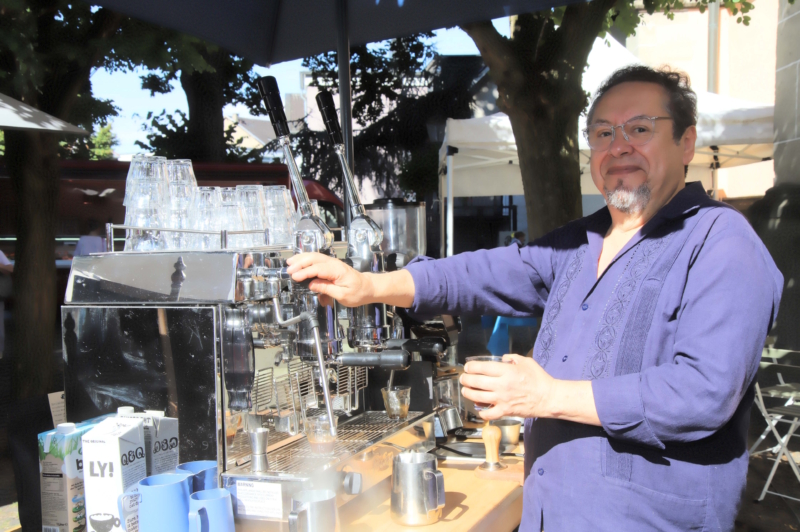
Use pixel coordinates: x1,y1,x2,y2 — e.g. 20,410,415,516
754,364,800,502
750,374,800,455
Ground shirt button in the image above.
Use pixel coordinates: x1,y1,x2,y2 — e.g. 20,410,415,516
562,355,568,362
581,303,589,311
537,468,545,476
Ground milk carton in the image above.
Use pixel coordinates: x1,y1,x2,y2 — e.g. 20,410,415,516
82,417,147,532
116,408,179,476
38,422,97,532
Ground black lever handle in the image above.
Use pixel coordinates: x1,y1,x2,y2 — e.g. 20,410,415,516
315,90,344,146
256,76,290,138
337,350,410,370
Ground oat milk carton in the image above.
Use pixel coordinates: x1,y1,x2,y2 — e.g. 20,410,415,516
116,408,179,476
82,417,146,532
38,422,96,532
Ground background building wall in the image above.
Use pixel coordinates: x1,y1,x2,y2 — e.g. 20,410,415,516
775,0,800,183
627,1,778,198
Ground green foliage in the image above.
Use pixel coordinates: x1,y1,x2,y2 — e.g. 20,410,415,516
398,144,440,198
303,33,435,127
137,110,269,163
90,123,119,160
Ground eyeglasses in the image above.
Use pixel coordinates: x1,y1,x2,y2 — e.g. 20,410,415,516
583,116,673,151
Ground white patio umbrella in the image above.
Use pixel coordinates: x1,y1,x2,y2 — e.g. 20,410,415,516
0,92,88,134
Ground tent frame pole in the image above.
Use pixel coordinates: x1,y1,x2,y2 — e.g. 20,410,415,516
446,146,458,257
336,0,353,229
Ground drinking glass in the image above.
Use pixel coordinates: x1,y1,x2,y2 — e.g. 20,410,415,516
187,187,222,250
305,414,337,455
166,159,197,185
464,356,512,411
236,185,267,247
219,187,246,248
381,386,411,420
124,179,168,251
124,155,168,206
164,183,195,250
263,185,294,245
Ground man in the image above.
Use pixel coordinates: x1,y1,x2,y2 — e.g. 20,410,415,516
510,231,526,247
286,66,782,531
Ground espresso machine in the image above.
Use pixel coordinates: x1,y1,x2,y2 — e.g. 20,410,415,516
61,77,463,528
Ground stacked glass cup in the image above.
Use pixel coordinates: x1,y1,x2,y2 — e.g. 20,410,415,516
263,185,297,245
123,156,302,251
123,156,169,251
164,160,197,250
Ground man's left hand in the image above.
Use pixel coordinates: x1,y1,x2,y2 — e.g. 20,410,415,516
460,354,555,421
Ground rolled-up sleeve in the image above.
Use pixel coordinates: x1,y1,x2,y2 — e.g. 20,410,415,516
593,217,782,448
405,233,563,318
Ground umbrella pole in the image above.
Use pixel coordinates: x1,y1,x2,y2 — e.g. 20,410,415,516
337,0,354,227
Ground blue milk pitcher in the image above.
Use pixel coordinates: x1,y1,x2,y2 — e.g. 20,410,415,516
118,473,192,532
177,460,218,493
189,488,235,532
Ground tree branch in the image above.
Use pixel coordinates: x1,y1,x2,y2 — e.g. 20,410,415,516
51,8,123,118
460,21,517,87
559,0,619,68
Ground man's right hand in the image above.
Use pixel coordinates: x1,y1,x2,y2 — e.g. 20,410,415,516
285,252,374,307
285,252,416,309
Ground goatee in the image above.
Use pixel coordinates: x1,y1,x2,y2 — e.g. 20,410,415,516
604,182,651,214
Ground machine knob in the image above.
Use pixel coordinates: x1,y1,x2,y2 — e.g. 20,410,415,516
342,472,362,495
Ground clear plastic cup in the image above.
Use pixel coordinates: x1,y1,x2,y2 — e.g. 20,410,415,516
464,356,512,411
381,386,411,420
305,414,337,455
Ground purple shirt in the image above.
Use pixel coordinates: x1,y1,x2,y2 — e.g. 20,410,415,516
407,183,782,531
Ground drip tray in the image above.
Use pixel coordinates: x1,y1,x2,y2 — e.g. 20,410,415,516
436,442,520,459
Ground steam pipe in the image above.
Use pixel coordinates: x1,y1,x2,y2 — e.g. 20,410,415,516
312,325,337,437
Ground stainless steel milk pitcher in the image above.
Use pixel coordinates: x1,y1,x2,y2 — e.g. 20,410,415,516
288,489,339,532
390,452,446,526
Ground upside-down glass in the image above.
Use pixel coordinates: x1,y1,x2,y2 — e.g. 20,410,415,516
236,185,267,247
124,156,168,206
165,159,197,185
219,187,246,248
263,185,295,245
165,183,196,250
464,356,513,411
583,116,672,151
124,179,168,251
187,187,223,250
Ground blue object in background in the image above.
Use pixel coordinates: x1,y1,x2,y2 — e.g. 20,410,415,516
486,316,538,356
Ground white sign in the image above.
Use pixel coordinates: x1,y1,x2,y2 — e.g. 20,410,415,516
236,480,283,519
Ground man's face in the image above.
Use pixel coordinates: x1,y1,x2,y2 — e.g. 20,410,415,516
588,82,696,216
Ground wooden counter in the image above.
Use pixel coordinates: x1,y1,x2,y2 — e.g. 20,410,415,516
337,456,524,532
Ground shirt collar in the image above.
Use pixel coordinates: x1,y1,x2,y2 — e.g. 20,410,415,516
586,181,709,236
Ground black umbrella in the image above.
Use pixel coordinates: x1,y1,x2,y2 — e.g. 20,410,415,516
88,0,583,218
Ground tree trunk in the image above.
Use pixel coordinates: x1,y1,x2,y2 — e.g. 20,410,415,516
508,93,584,240
463,0,617,240
180,49,226,162
5,130,61,400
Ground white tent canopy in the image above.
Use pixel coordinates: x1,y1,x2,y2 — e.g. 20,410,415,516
0,92,88,135
438,37,774,255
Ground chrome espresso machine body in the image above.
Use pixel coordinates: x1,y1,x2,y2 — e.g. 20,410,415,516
61,77,462,527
